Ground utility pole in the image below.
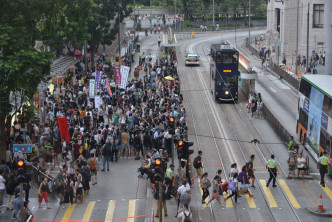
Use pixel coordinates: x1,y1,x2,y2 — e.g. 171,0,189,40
150,0,152,34
212,0,215,29
84,42,88,74
249,0,251,41
325,0,332,75
306,3,309,72
175,0,177,32
118,0,121,55
295,0,299,76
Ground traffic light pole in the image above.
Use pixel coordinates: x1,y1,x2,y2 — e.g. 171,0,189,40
171,136,174,166
19,183,24,221
158,181,163,222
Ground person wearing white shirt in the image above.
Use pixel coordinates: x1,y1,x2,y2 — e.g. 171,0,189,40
177,204,192,222
0,171,6,209
297,153,306,181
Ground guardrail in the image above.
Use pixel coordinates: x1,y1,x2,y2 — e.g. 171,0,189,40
269,63,300,90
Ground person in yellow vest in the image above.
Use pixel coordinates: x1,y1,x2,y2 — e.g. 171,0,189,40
266,154,279,187
165,164,175,199
318,151,330,187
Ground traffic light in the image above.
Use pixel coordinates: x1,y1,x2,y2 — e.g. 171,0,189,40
17,159,26,183
169,117,175,135
177,140,194,160
153,158,164,182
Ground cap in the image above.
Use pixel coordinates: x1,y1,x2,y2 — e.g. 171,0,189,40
170,164,175,167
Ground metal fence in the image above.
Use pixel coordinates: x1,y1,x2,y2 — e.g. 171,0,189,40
270,63,300,90
245,41,260,58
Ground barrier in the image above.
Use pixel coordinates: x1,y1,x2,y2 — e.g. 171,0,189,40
270,63,300,90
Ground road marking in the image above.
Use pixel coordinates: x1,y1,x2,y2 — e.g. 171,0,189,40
245,194,256,208
318,181,332,200
279,179,301,209
105,200,116,222
82,201,95,221
198,179,209,208
61,204,76,221
259,180,278,208
127,199,136,222
269,87,276,93
223,194,234,208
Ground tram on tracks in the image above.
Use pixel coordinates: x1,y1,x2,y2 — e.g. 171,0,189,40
297,75,332,174
209,43,240,102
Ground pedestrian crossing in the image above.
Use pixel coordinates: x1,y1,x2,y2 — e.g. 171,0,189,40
196,179,332,210
56,199,150,222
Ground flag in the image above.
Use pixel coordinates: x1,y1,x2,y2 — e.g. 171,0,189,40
115,66,121,85
57,118,70,142
95,70,103,90
120,66,130,89
106,79,112,96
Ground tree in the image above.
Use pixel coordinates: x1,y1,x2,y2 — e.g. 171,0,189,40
0,0,59,157
86,0,132,70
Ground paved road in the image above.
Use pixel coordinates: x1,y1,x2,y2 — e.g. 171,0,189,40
2,31,332,222
175,31,332,222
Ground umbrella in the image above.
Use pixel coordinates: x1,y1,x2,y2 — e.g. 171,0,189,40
164,76,174,81
74,49,82,58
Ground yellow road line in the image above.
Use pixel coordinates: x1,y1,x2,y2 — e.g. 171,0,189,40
127,199,136,222
245,194,256,208
223,194,234,208
318,181,332,200
279,179,301,209
259,180,278,208
61,204,76,221
82,201,96,221
198,179,209,208
105,200,116,222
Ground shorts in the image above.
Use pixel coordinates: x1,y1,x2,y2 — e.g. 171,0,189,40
289,165,296,171
83,181,90,191
212,193,220,199
45,155,53,163
196,167,203,177
248,170,255,178
122,143,129,150
91,169,97,176
297,167,306,171
117,145,122,152
76,187,83,195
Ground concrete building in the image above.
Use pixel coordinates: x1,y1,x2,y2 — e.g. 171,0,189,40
267,0,327,61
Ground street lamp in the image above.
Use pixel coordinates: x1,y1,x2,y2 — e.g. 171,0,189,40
248,0,251,41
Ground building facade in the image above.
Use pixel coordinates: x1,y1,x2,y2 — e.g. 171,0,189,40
267,0,326,60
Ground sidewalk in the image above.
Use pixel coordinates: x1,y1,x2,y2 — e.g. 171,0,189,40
237,41,321,178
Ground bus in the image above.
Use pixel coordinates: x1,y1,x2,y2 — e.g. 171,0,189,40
297,75,332,174
210,43,239,102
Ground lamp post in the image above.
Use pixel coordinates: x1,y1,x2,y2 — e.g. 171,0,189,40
150,0,152,34
213,0,215,29
249,0,251,41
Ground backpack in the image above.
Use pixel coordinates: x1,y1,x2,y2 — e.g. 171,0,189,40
193,156,200,169
64,180,72,194
81,167,91,183
183,212,191,222
90,158,96,170
206,179,211,188
103,129,109,141
103,144,112,156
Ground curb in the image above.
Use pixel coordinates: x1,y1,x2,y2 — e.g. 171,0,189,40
306,207,332,217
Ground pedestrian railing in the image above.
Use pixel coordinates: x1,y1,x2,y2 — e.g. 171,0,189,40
245,41,260,58
270,63,300,90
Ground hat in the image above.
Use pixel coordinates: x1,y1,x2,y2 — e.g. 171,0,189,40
170,164,175,167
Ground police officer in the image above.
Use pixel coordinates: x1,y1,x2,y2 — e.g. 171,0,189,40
165,164,175,199
266,154,279,187
318,151,330,187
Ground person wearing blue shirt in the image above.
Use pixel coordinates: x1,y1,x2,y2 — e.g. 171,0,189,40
318,151,330,187
12,193,22,220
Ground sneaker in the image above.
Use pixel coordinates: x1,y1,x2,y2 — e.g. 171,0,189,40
272,185,277,187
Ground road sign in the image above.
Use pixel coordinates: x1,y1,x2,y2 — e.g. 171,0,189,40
13,144,32,153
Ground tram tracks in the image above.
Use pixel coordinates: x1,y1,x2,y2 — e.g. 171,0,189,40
194,40,302,222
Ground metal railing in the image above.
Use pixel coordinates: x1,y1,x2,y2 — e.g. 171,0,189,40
270,63,300,90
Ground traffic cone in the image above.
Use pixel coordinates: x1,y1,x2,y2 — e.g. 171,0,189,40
317,194,324,211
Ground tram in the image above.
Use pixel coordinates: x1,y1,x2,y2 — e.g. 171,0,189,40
210,43,239,102
297,75,332,174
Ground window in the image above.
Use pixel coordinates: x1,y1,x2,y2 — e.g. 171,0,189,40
222,53,238,64
223,75,237,87
299,79,312,98
313,4,324,28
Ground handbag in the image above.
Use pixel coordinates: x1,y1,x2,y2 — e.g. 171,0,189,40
37,188,41,196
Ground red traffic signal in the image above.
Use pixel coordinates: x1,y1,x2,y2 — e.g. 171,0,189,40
18,160,24,167
155,158,162,166
178,140,184,148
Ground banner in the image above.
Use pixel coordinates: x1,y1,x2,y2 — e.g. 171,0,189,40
57,118,70,142
106,79,113,97
95,70,103,90
114,66,121,86
95,95,101,110
120,66,130,89
89,79,95,98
